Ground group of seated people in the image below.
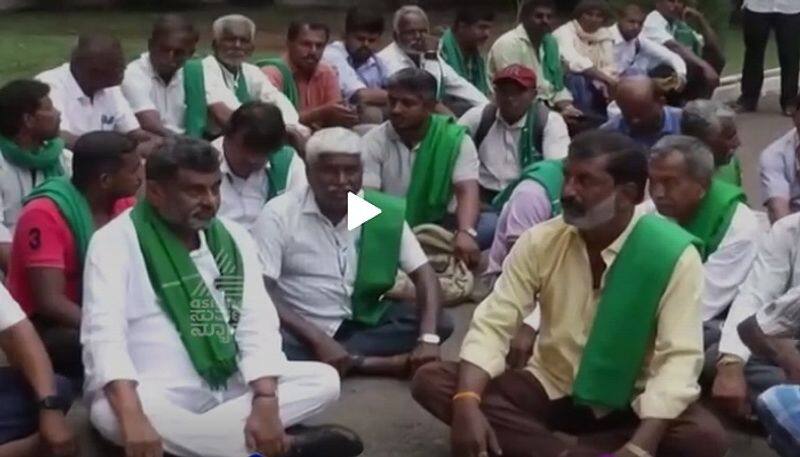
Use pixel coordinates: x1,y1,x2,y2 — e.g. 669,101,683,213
3,0,800,456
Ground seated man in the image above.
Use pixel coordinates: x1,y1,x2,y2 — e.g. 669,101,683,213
412,129,728,457
739,288,800,457
378,5,488,117
487,0,582,121
82,137,362,457
554,0,617,118
322,8,390,117
601,75,683,148
0,282,75,457
439,7,495,96
642,0,723,100
361,68,482,265
0,80,71,269
262,22,358,130
122,14,201,137
36,34,156,149
6,131,141,382
612,4,687,84
760,107,800,223
214,102,307,231
458,64,569,247
256,127,452,378
199,14,301,135
648,135,761,419
681,99,743,187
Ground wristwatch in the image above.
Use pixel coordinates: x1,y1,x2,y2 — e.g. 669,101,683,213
38,395,68,411
418,333,442,345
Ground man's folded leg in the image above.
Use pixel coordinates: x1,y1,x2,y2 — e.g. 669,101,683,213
90,362,346,457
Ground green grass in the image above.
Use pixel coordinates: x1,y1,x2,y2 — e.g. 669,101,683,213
0,5,784,84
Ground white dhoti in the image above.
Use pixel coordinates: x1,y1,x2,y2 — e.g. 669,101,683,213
90,361,339,457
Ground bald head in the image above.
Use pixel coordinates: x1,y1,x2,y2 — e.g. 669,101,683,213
615,77,665,135
70,34,125,94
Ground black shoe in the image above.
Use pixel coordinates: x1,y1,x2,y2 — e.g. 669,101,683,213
731,99,757,113
285,424,364,457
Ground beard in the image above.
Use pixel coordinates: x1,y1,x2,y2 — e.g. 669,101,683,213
562,192,618,230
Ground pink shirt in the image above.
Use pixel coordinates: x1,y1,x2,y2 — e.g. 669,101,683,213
262,57,342,112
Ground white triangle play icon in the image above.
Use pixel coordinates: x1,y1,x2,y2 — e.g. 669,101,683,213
347,192,382,231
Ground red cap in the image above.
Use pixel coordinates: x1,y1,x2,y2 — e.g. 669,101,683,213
493,64,537,89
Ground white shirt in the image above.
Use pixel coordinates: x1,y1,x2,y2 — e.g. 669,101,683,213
212,137,307,231
722,212,800,361
642,11,676,45
0,147,72,243
322,41,389,101
81,210,285,400
744,0,800,15
458,104,569,191
552,21,616,75
36,64,140,136
0,283,25,333
611,25,687,80
377,42,488,109
200,56,300,126
705,203,761,360
759,128,800,212
255,187,428,336
360,120,480,212
122,53,186,134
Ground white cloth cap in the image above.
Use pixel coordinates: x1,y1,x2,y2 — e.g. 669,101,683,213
305,127,362,164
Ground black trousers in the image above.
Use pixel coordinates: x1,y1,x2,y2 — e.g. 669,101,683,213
740,8,800,109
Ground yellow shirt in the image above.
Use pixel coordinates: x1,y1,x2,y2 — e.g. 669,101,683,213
486,24,574,105
460,211,704,420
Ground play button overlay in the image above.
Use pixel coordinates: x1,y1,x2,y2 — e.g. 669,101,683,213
348,192,382,231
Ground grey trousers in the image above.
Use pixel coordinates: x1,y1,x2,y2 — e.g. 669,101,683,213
703,319,786,400
282,302,454,361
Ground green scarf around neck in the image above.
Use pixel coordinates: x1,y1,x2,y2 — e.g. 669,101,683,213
572,214,698,410
492,159,564,213
256,57,300,108
682,179,746,261
405,115,466,227
234,70,251,104
351,190,406,326
266,146,295,200
671,20,703,55
183,58,208,139
540,34,565,93
0,135,65,177
130,201,244,390
440,29,489,94
23,177,93,263
518,104,544,169
714,157,742,188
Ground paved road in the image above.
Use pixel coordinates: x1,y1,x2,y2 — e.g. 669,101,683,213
71,95,793,457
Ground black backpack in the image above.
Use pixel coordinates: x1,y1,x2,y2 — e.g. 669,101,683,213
473,101,550,153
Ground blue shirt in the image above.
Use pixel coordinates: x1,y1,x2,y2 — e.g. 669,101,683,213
600,106,683,149
322,41,388,101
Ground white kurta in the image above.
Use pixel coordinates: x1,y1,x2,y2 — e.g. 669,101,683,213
81,210,339,457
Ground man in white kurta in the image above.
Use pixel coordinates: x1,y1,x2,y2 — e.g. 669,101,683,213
81,137,359,457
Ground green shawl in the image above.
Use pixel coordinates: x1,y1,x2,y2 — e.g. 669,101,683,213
182,58,208,139
266,146,295,200
518,103,544,169
682,179,746,261
572,214,698,410
234,70,251,104
671,20,703,56
23,177,93,263
405,115,466,227
540,34,565,93
491,159,564,213
130,201,244,390
256,57,300,108
351,190,406,326
0,135,66,177
440,29,489,94
714,157,742,188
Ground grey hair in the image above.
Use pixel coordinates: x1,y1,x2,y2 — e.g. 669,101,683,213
212,14,256,41
650,135,715,183
681,99,736,139
392,5,429,33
